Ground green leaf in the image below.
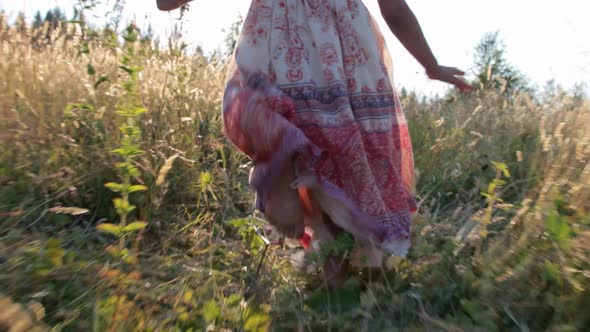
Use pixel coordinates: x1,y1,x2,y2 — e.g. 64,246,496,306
46,247,65,267
119,65,135,75
115,107,147,117
492,179,507,186
199,172,213,192
460,299,483,320
244,313,270,332
113,198,126,209
64,102,94,114
133,107,147,116
106,245,123,258
105,182,125,193
487,182,497,194
46,238,61,249
480,192,496,201
305,281,361,312
115,162,130,169
123,254,138,265
115,162,141,177
94,75,110,89
249,234,266,254
183,289,194,305
79,43,90,55
128,185,148,193
87,63,96,76
202,299,221,324
111,146,144,158
113,198,135,215
119,124,141,139
492,161,511,178
123,221,147,233
225,294,242,307
322,232,355,257
547,212,571,250
35,268,51,277
128,166,141,178
227,218,248,229
97,223,122,236
544,260,560,280
554,197,568,211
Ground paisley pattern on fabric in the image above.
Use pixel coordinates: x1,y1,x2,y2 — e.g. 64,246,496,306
222,0,417,257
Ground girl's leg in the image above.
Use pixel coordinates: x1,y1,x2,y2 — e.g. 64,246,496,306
321,213,350,288
264,159,305,238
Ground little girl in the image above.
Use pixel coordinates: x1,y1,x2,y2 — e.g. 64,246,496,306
158,0,472,283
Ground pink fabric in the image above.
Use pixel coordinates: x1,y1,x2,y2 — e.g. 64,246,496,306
222,0,417,256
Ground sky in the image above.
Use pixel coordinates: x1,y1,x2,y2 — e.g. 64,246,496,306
1,0,589,96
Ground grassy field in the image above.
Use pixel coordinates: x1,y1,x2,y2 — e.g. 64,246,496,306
0,18,589,331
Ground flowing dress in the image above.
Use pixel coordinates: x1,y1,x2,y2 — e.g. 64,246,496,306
222,0,417,260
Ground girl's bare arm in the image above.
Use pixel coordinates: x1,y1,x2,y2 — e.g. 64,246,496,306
377,0,473,91
156,0,192,11
378,0,438,74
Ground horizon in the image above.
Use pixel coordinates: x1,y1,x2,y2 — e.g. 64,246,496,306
1,0,589,97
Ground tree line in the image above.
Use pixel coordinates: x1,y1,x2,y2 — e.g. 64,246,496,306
2,6,586,102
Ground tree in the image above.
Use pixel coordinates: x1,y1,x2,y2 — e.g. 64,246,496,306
106,0,126,31
44,7,66,29
33,11,44,29
473,31,529,95
44,10,54,27
542,79,561,102
72,5,88,26
222,15,243,58
570,82,588,108
15,11,27,34
195,45,204,56
143,23,155,44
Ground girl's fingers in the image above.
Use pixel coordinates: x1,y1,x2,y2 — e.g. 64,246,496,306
446,76,473,92
456,80,474,92
429,65,474,92
452,68,466,76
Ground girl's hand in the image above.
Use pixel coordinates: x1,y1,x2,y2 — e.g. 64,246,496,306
156,0,192,11
426,65,474,92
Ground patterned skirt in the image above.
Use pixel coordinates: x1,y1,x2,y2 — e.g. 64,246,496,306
222,0,417,262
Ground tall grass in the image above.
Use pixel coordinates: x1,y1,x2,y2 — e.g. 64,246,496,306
0,18,589,331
